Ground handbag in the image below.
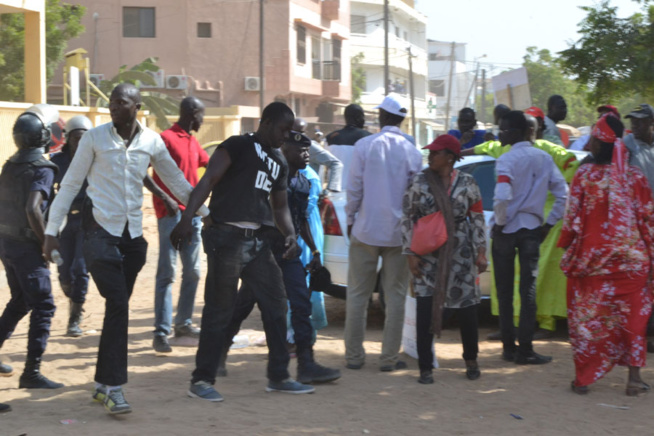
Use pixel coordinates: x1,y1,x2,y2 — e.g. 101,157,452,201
409,171,459,256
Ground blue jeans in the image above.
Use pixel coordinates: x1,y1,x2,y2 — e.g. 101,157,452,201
192,225,289,384
154,213,202,336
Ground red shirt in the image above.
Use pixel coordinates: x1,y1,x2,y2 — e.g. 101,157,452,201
152,123,209,219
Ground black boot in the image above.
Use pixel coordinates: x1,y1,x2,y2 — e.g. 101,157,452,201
297,347,341,384
18,357,64,389
66,301,84,337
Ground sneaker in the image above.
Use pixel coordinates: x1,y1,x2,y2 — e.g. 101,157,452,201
0,361,13,377
103,387,132,415
92,385,108,403
418,370,434,384
515,351,552,365
174,324,200,339
297,362,341,384
153,335,172,354
187,380,224,402
265,378,315,394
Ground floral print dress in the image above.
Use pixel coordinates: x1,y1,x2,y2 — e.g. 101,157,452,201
559,164,654,386
401,170,486,308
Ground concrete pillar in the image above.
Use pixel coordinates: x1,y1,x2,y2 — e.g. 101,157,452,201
24,9,46,104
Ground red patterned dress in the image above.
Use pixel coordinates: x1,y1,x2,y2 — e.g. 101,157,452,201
559,163,654,387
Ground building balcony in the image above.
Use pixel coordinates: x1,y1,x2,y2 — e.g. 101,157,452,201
312,60,341,81
321,0,339,21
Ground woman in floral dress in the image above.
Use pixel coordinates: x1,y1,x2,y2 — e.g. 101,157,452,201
402,134,487,384
559,114,654,396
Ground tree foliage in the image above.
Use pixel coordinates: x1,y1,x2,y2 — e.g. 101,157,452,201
94,57,180,131
523,47,595,126
559,0,654,104
0,0,85,101
351,52,366,104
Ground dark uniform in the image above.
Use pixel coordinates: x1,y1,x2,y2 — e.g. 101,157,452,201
51,148,89,306
326,124,371,146
0,110,62,389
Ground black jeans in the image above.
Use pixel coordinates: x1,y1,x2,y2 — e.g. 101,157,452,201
192,226,290,385
226,254,313,352
416,296,479,371
492,227,540,354
0,239,55,359
83,224,147,386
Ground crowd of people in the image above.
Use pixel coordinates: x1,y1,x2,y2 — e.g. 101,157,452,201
0,83,653,416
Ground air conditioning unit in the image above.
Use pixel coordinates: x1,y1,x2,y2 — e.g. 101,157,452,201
244,76,261,91
140,69,165,88
89,74,105,87
166,75,189,90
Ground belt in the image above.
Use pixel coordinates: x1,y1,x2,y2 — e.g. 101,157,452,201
213,223,261,238
0,223,39,242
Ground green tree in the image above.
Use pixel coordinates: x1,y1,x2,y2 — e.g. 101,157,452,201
95,57,180,131
523,47,595,126
0,0,85,101
351,52,366,104
559,0,654,104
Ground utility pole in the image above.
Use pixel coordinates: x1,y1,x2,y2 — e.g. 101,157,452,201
465,63,480,110
480,69,487,124
259,0,265,116
384,0,389,95
444,41,456,131
407,47,416,138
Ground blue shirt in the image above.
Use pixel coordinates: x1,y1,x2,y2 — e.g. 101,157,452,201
51,147,87,207
492,141,568,233
448,129,489,149
31,167,55,213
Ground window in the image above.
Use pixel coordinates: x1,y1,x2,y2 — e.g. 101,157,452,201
403,31,408,41
312,36,321,79
297,25,306,64
458,162,496,211
428,53,438,61
197,22,212,38
123,7,155,38
429,79,445,97
351,15,366,34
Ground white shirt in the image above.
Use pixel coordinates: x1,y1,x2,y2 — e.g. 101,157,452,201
46,121,208,238
345,125,423,246
492,141,568,233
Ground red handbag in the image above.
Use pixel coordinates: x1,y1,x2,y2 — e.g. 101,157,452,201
410,211,447,255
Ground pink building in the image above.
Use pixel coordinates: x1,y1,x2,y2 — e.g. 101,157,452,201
51,0,351,120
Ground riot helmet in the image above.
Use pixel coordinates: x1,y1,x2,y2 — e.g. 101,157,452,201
24,104,62,152
12,112,51,150
65,116,93,138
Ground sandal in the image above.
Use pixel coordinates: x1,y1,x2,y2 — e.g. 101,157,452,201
626,381,650,397
570,380,589,395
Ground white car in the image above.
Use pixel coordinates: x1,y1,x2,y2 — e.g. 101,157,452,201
319,147,588,301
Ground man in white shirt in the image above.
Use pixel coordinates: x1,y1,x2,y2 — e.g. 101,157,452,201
492,111,568,366
43,84,208,415
344,94,423,371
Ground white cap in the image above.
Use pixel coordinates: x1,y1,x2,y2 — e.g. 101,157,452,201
374,94,407,118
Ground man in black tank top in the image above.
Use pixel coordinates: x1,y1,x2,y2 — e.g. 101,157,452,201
171,102,315,401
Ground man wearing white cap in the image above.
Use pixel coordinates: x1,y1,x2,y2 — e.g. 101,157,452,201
344,94,423,371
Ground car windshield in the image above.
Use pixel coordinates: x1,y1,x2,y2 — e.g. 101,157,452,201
458,162,496,211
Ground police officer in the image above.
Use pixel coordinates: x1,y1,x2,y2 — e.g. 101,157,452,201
0,105,63,389
51,116,93,337
220,131,341,384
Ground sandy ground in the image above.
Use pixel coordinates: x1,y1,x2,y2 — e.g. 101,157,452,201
1,196,654,436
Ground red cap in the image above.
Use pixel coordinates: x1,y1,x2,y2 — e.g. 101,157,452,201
423,134,461,156
525,106,545,120
597,104,620,119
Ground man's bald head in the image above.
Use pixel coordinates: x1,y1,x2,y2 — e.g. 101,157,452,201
525,114,538,142
111,83,142,104
178,96,205,133
180,96,204,117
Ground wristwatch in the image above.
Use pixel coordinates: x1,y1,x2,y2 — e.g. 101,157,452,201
312,250,321,257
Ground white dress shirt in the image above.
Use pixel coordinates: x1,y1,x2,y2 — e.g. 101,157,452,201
46,121,208,238
345,125,423,247
492,141,568,233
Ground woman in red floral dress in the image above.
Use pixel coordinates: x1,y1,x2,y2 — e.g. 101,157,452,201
559,114,654,396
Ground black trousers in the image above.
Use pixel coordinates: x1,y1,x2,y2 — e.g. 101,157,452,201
0,239,55,359
492,227,540,354
83,224,147,386
192,226,290,385
416,296,479,372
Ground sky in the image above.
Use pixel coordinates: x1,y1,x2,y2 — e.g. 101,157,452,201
414,0,644,75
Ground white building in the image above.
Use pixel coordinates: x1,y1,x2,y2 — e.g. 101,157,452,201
428,40,476,130
350,0,434,143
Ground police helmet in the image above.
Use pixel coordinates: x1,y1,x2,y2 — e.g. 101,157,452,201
12,112,51,150
65,116,93,138
24,104,62,152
